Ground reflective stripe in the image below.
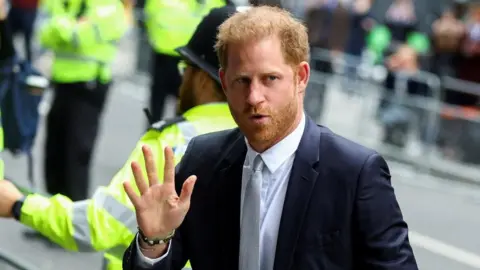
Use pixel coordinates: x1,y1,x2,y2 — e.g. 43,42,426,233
72,200,96,251
93,24,102,43
54,40,118,63
92,190,137,233
155,22,201,32
55,52,108,65
173,121,198,156
71,190,137,252
177,121,197,142
93,191,136,260
72,28,80,48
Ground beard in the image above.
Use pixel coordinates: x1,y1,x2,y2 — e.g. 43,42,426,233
230,91,299,147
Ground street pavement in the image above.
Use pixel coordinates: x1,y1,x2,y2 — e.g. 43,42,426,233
1,32,480,270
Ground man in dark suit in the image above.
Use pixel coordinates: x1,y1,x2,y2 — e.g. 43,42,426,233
122,5,418,270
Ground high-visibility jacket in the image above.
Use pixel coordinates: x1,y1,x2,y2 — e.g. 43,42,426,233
366,24,430,64
144,0,226,56
18,103,237,270
39,0,128,83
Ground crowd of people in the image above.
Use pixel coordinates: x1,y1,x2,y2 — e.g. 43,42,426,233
293,0,480,163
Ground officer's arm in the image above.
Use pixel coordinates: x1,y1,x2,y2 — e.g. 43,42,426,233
38,17,70,50
17,130,172,253
39,0,127,50
38,0,70,50
69,0,127,49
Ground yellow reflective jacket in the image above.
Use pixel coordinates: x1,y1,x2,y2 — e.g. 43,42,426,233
18,103,236,270
145,0,226,56
39,0,128,83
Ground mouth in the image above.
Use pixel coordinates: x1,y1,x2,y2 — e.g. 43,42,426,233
248,114,270,123
249,114,267,119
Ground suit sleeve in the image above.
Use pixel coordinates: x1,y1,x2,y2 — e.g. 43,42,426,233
353,153,418,269
123,138,197,270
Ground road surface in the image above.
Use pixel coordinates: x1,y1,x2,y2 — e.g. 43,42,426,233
1,33,480,270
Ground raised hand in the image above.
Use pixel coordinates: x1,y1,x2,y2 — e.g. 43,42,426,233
124,145,197,239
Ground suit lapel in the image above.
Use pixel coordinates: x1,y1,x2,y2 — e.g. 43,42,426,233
273,117,322,270
215,130,246,270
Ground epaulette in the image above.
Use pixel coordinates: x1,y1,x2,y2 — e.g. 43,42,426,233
149,115,187,133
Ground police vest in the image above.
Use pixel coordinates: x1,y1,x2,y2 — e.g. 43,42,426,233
40,0,128,83
144,0,226,56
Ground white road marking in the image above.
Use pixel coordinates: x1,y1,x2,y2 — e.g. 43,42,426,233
409,231,480,268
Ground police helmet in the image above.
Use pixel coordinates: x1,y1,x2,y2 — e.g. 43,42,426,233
175,6,251,84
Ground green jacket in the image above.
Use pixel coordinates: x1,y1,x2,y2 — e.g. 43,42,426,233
39,0,128,83
144,0,226,56
18,103,236,270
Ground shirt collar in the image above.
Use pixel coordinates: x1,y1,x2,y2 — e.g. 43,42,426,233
245,112,306,173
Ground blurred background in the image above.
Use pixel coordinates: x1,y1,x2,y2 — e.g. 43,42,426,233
1,0,480,269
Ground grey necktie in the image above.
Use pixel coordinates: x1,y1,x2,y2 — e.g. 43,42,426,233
239,155,264,270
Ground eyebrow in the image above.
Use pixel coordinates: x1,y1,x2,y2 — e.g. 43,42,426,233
232,71,284,79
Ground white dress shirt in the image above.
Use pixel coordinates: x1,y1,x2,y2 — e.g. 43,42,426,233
136,112,306,269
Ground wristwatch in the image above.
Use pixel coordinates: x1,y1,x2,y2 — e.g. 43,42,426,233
11,197,25,221
138,227,175,246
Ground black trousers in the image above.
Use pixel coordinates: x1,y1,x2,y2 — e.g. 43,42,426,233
149,52,182,122
7,7,37,62
44,81,110,201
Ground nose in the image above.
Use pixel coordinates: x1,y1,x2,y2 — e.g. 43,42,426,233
246,81,265,106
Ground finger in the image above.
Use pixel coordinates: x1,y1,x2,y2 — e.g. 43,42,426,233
123,181,141,207
163,146,175,186
142,145,159,187
131,161,148,195
179,175,197,207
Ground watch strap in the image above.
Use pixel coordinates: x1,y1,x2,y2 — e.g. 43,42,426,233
12,197,25,221
138,227,175,246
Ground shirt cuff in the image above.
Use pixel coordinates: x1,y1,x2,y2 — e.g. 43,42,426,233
135,234,171,267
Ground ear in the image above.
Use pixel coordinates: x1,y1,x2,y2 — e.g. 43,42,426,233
296,61,310,94
219,68,227,95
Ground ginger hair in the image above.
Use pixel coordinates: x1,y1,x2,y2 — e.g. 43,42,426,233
214,6,310,69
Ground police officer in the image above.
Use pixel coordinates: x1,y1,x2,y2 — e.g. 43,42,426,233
0,5,242,270
40,0,128,201
142,0,228,123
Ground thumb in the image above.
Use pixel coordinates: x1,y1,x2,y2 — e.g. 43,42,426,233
179,175,197,207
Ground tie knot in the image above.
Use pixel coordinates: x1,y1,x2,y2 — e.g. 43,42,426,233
252,155,264,172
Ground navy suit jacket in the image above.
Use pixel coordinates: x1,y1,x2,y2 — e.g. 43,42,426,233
123,116,418,270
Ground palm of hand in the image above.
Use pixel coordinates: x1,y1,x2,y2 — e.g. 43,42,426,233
135,183,186,237
124,145,197,239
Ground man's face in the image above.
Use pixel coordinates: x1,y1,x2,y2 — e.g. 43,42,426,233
219,36,309,150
